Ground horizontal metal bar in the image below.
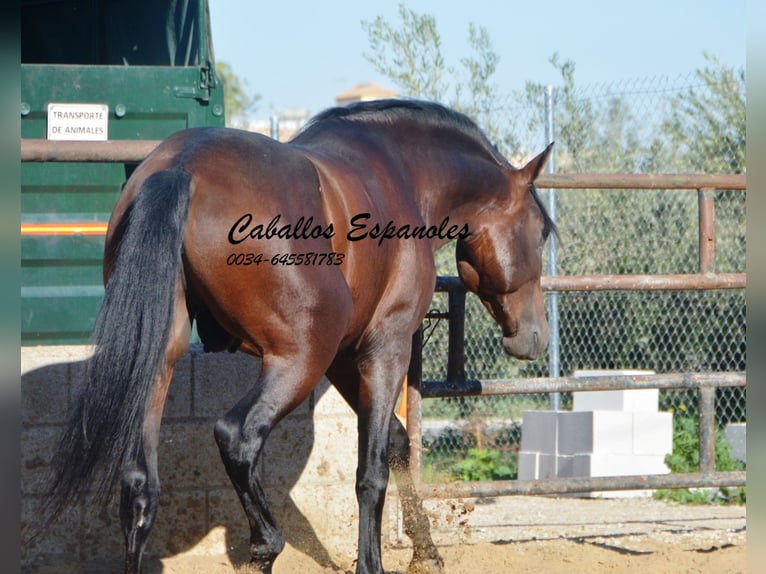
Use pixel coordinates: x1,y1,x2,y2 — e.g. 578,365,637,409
21,139,161,162
417,471,746,499
542,273,746,291
15,141,749,192
436,273,745,293
421,372,745,398
536,172,746,191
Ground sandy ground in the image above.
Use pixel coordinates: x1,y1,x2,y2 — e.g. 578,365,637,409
24,495,746,574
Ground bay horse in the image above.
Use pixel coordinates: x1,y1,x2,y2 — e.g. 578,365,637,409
40,100,554,574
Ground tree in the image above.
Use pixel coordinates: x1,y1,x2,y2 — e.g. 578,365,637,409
660,53,746,174
362,4,515,154
362,5,447,102
215,61,260,128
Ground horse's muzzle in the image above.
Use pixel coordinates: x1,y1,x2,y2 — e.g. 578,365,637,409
502,327,548,361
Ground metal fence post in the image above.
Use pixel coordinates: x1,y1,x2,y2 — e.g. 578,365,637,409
446,289,466,383
697,386,717,474
544,85,561,411
698,188,716,273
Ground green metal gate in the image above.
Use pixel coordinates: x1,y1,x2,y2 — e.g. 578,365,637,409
21,0,225,344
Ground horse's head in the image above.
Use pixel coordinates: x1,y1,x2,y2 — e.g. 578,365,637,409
455,144,555,360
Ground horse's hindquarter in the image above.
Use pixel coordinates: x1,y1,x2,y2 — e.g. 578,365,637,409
113,126,435,360
160,129,354,358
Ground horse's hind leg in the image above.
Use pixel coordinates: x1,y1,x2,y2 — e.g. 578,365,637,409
121,293,191,573
213,353,331,574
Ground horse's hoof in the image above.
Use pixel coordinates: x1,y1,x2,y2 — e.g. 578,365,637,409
235,555,276,574
407,557,445,574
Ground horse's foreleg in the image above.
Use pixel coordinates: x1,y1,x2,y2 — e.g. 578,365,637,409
388,419,445,574
353,347,423,574
329,362,445,574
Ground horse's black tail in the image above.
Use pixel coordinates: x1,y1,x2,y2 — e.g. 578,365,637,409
31,169,193,537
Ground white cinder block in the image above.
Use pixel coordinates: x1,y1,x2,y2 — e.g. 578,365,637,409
538,454,558,479
572,370,657,412
555,454,581,478
725,423,746,463
557,411,634,455
632,412,673,455
556,412,595,455
517,452,559,480
587,453,669,477
517,452,539,480
592,411,635,454
572,388,660,412
520,411,559,454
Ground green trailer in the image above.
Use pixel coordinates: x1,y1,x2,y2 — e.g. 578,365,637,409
21,0,225,344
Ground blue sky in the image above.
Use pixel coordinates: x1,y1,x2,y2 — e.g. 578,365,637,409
209,0,746,120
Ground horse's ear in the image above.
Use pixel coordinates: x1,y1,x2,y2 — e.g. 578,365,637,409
520,142,554,183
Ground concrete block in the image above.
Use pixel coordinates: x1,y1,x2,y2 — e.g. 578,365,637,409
517,452,539,480
191,351,261,418
76,492,125,561
21,345,93,374
518,452,558,480
537,454,558,479
572,370,657,412
725,422,746,463
159,421,230,490
555,454,578,478
207,487,250,545
164,353,192,418
587,453,669,477
555,412,593,455
557,411,633,455
557,453,670,498
287,483,361,566
148,489,210,557
520,411,558,454
632,411,673,455
21,495,82,561
21,425,61,495
263,415,344,488
311,378,356,417
21,360,70,425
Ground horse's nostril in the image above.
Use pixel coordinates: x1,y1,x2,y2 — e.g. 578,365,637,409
532,330,539,350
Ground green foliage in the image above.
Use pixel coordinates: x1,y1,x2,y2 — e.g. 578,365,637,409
362,5,447,102
362,4,515,155
659,53,746,173
451,448,516,482
653,415,745,505
421,422,524,483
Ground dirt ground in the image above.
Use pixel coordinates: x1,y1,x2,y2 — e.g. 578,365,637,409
24,495,746,574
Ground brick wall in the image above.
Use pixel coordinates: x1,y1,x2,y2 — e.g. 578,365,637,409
21,345,394,570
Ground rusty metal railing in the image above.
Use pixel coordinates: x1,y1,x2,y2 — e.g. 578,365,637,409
407,173,746,498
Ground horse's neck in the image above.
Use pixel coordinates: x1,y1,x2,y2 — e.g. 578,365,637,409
401,144,508,242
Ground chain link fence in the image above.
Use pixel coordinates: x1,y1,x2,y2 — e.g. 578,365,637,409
418,69,746,486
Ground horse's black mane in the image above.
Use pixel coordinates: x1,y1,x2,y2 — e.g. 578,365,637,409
297,99,557,239
297,99,511,167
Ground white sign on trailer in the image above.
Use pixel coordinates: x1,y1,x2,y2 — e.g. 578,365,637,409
47,103,109,141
